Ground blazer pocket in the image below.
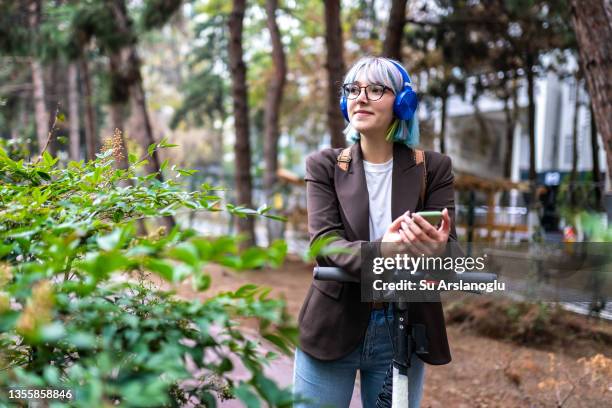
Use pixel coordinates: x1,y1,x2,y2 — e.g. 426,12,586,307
312,279,343,300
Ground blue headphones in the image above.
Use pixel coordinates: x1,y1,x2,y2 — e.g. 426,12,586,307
340,60,418,122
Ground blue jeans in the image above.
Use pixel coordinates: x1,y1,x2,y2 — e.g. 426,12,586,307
293,308,425,407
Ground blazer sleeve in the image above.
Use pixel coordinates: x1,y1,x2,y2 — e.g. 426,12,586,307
305,151,381,280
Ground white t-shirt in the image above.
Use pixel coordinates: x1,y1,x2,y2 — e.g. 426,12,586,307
363,158,393,241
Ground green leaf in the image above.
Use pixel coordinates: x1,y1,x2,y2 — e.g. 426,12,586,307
97,229,124,251
251,372,291,405
78,252,130,279
148,142,156,157
40,322,66,342
262,333,292,355
256,204,270,214
158,138,178,148
175,168,199,177
239,247,267,269
193,272,211,291
234,284,259,298
36,171,51,180
303,234,354,262
217,357,233,373
43,365,61,385
146,259,174,281
169,242,199,266
42,151,58,166
234,384,261,408
69,332,97,349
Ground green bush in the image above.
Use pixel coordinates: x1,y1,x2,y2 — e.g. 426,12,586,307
0,140,295,407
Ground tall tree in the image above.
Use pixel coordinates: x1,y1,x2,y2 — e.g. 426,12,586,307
570,0,612,187
501,79,520,179
525,51,537,192
108,0,164,177
590,103,603,210
382,0,408,60
107,50,129,167
569,78,581,208
228,0,256,246
99,0,182,229
78,56,97,161
68,62,80,161
324,0,346,148
264,0,287,242
28,0,49,152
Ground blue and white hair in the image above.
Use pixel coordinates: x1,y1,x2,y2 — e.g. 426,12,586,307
342,56,420,147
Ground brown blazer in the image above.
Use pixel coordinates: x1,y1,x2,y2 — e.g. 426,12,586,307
298,141,458,365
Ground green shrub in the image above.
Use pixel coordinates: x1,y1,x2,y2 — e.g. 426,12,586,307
0,140,294,407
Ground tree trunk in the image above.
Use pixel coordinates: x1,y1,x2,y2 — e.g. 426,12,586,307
79,56,97,161
439,92,447,154
526,54,537,202
108,0,174,230
128,60,164,178
324,0,346,148
229,0,255,246
264,0,287,243
569,80,580,208
503,82,519,179
29,0,48,153
108,0,163,176
31,60,49,154
382,0,408,60
525,52,542,241
108,51,130,170
68,63,80,161
126,47,176,231
591,103,603,210
570,0,612,189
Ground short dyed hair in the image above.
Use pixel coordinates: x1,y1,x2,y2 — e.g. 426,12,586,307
342,56,420,147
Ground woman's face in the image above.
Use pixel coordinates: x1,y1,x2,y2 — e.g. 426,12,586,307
346,73,395,138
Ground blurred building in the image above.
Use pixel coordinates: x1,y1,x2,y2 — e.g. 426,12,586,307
440,72,606,186
436,71,607,234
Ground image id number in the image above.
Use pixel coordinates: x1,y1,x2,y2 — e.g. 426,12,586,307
7,388,73,400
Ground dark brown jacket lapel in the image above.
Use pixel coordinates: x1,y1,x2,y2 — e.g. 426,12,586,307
334,142,370,241
391,142,424,220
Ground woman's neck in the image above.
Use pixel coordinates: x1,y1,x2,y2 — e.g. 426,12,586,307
360,133,393,164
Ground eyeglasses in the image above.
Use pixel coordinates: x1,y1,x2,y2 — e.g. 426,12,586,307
342,83,393,101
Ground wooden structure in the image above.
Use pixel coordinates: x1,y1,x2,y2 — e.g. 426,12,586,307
276,168,305,186
454,171,530,243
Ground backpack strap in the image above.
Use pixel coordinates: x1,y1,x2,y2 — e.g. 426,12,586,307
336,147,352,172
414,149,427,208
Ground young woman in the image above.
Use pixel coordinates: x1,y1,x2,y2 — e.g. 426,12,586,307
293,56,459,407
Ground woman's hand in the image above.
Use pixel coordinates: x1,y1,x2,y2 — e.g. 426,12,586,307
380,210,412,257
399,208,451,256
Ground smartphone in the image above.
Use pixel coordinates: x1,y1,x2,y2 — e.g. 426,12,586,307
414,210,443,226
